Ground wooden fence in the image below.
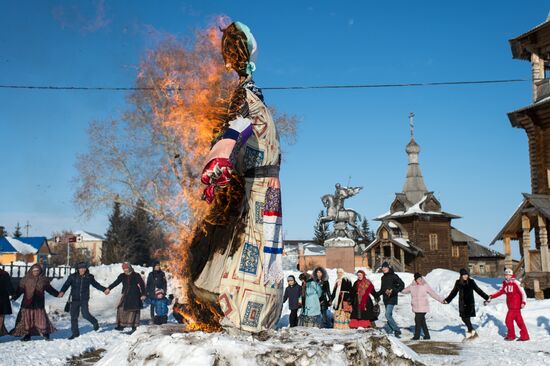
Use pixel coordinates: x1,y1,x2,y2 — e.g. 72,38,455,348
0,262,71,279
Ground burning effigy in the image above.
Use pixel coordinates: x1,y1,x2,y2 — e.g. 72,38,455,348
174,21,284,332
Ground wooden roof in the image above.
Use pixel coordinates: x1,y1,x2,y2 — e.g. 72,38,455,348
468,241,505,259
508,96,550,129
509,14,550,60
491,193,550,244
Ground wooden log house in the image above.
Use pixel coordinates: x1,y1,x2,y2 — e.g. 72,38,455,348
491,13,550,299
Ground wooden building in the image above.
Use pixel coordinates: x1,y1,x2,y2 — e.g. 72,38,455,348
365,115,471,274
468,241,516,278
491,14,550,299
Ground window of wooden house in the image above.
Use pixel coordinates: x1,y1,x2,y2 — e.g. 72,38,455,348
485,264,491,273
468,263,474,273
452,245,460,257
479,264,485,274
429,233,438,250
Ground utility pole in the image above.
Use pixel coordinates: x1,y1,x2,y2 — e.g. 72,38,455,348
24,221,31,236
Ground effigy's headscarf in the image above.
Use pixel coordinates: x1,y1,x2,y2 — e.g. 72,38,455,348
221,21,257,77
20,263,49,298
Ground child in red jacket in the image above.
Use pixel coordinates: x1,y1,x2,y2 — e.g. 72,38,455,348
487,269,529,341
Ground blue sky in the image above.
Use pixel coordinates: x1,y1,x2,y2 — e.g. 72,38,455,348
0,1,548,258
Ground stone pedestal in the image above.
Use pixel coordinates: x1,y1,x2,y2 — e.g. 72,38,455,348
324,237,356,273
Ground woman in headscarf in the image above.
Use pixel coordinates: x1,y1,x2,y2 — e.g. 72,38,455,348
11,264,59,341
189,21,284,332
349,270,378,329
107,263,146,333
331,268,353,329
0,267,15,336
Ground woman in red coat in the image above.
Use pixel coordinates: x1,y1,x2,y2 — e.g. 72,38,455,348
349,270,378,329
487,268,530,341
11,264,60,341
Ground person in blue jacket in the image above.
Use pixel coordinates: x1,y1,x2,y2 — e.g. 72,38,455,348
143,288,173,325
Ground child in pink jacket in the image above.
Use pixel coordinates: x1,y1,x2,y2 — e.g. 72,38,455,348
402,273,445,340
486,268,529,341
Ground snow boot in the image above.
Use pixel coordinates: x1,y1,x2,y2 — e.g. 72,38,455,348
394,331,402,338
128,327,137,334
93,323,100,331
21,334,31,342
68,334,79,340
115,326,124,331
411,337,420,340
43,333,51,341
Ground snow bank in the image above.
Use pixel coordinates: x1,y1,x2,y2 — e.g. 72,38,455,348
97,325,423,366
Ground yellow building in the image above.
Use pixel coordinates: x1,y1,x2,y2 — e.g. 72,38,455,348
0,236,52,265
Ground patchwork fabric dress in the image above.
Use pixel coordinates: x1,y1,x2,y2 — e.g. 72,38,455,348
194,82,284,332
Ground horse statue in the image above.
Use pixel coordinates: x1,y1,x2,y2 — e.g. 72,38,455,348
320,193,362,239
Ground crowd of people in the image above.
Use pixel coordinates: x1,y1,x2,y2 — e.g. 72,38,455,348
0,261,172,341
282,262,531,342
0,261,531,342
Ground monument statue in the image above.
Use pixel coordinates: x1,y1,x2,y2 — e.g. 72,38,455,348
320,183,363,240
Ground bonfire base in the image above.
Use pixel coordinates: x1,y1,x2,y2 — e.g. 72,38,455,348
97,325,424,366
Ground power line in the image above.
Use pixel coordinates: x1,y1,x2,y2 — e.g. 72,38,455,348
0,78,532,92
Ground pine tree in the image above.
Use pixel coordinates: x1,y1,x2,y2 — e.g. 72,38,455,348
359,218,376,244
0,226,7,237
313,210,330,244
102,201,129,264
126,199,167,266
13,222,23,238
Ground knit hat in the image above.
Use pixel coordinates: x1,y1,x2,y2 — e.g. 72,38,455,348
504,268,513,276
459,268,469,276
152,260,160,267
155,288,165,296
76,262,88,270
414,272,422,280
381,262,390,269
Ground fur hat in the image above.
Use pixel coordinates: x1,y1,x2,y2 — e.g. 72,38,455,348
504,268,513,276
459,268,469,276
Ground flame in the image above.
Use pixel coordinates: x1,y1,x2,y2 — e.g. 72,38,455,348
136,17,234,332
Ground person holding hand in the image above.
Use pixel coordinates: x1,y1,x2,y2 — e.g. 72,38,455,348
58,262,108,339
108,263,147,334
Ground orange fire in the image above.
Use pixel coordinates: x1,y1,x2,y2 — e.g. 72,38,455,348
136,17,234,332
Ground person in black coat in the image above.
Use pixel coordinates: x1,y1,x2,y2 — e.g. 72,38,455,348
444,268,489,339
283,275,301,327
108,263,146,333
375,262,405,337
313,266,332,328
58,262,109,339
146,260,167,322
0,268,15,336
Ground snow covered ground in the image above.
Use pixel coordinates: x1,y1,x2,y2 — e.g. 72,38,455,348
0,264,549,365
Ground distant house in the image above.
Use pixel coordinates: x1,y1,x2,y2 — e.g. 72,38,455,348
468,241,516,278
0,237,52,265
49,230,105,265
